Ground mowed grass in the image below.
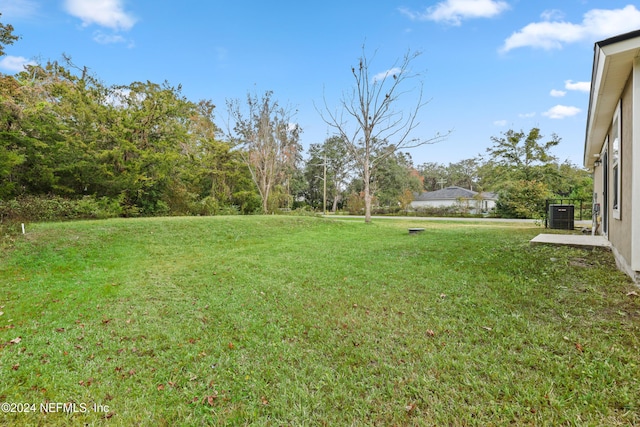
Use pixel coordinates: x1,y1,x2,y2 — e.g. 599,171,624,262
0,216,639,426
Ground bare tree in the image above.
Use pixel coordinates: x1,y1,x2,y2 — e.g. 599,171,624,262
226,91,301,213
319,47,449,222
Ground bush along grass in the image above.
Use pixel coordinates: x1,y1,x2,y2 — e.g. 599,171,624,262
0,216,638,425
0,195,122,223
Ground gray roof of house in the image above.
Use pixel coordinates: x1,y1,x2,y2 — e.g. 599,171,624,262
414,186,497,201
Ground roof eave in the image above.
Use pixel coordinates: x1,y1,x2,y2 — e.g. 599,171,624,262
584,30,640,169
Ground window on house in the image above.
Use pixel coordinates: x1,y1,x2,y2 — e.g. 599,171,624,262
612,100,621,220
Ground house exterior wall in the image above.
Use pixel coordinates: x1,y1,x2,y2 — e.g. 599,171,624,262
606,74,633,268
585,31,640,283
593,60,640,282
631,57,640,277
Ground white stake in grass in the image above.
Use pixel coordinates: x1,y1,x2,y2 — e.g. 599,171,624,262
21,223,25,234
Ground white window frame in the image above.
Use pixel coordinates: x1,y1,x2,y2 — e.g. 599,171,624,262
612,100,622,220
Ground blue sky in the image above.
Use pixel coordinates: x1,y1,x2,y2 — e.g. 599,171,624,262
2,0,640,167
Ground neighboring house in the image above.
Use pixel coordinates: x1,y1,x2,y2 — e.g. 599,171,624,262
410,186,497,214
584,29,640,283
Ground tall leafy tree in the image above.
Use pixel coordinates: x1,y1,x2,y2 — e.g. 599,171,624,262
447,157,482,191
417,161,448,191
0,14,23,198
320,47,449,222
556,161,593,201
4,57,253,216
303,144,328,210
0,14,19,57
181,100,254,211
372,150,422,207
1,62,74,197
323,136,354,212
226,91,301,213
0,74,26,198
484,128,561,218
304,136,354,212
486,128,560,184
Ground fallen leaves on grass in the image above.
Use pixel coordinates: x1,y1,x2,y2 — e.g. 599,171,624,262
9,337,21,344
79,378,94,386
575,342,584,353
205,393,218,406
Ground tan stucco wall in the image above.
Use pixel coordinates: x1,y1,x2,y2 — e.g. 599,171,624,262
607,74,633,267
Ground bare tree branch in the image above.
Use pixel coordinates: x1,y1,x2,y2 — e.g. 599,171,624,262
317,46,451,222
226,90,301,213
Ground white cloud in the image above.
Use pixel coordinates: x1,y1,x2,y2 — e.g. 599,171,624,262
93,32,127,44
493,119,507,126
0,55,36,72
519,112,536,118
0,0,39,19
399,0,509,26
540,9,564,22
581,6,640,39
550,89,566,97
542,105,581,119
501,21,584,52
501,5,640,52
565,80,590,92
373,67,402,83
64,0,137,31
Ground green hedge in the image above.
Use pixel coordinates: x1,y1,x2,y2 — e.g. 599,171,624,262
0,195,122,223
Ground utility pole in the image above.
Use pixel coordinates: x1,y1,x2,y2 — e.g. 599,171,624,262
323,150,327,215
311,150,328,215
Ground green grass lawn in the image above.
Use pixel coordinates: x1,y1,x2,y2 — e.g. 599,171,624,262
1,216,638,426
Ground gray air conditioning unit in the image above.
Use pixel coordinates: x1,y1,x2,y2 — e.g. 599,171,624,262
549,204,574,230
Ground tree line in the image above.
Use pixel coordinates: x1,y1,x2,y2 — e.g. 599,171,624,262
302,127,592,218
0,16,590,222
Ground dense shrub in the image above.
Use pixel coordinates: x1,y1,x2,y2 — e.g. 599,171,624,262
412,205,463,217
231,191,262,215
372,206,403,215
495,180,551,219
0,195,121,223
